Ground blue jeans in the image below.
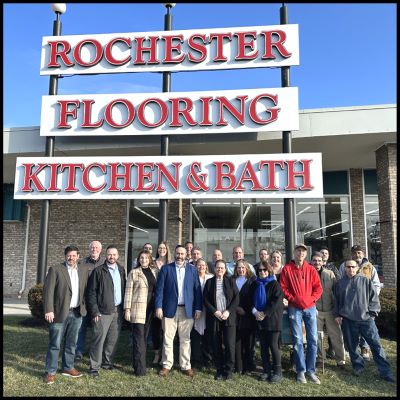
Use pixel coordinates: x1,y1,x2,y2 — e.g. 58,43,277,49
341,318,392,378
45,310,82,374
288,305,318,374
76,315,89,355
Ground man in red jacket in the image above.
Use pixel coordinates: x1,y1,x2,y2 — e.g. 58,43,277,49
280,244,323,385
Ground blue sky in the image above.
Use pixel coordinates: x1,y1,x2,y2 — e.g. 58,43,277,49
3,3,396,128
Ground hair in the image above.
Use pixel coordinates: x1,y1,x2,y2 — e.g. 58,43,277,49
195,258,209,273
175,244,186,251
258,260,274,277
344,258,358,268
215,259,227,269
259,247,269,255
233,245,243,252
106,244,118,252
89,241,102,249
270,250,282,259
156,241,173,263
319,246,329,252
192,246,202,253
64,245,79,256
234,258,254,278
136,249,155,269
184,241,193,246
312,251,323,259
143,242,152,249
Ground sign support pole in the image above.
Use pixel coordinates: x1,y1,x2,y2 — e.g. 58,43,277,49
36,7,63,284
281,3,297,263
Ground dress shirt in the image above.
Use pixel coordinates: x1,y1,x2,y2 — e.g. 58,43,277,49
176,262,186,305
67,263,79,308
107,262,122,306
235,276,247,292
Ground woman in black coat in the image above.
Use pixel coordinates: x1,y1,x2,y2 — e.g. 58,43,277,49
203,259,239,380
233,259,257,374
253,261,284,383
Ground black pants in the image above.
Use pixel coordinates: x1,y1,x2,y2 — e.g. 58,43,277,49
151,316,163,351
259,330,281,374
235,327,256,373
131,313,153,375
212,322,236,375
191,328,213,367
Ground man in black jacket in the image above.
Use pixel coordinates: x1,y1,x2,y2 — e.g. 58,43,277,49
86,244,126,379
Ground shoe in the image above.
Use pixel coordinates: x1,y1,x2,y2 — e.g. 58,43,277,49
43,373,55,384
382,375,395,383
326,349,335,359
259,373,270,382
90,370,99,379
75,352,83,361
306,372,321,384
182,368,194,377
352,367,364,377
62,368,82,378
215,373,224,380
337,361,346,369
158,367,170,377
224,373,233,380
361,348,370,361
101,364,121,370
269,374,283,384
296,372,307,384
345,351,350,360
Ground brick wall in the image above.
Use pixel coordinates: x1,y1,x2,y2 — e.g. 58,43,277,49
349,168,367,254
167,199,182,247
3,199,127,299
376,143,397,288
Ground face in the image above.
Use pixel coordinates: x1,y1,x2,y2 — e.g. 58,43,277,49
233,247,243,261
320,249,329,262
352,250,364,264
259,250,269,262
89,241,102,260
185,243,193,256
258,265,269,278
197,260,207,275
139,253,151,267
65,251,79,267
271,253,281,266
345,260,360,278
175,247,187,264
215,262,226,278
106,248,119,264
311,256,323,271
294,247,307,263
143,244,152,254
213,249,222,262
192,249,202,261
158,243,167,257
236,262,247,277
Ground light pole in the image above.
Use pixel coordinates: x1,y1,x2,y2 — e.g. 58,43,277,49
280,3,297,263
158,3,175,244
36,3,66,284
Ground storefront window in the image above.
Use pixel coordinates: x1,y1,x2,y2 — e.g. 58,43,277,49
365,194,381,268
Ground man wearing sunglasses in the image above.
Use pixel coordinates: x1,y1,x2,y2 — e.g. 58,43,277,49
333,260,394,383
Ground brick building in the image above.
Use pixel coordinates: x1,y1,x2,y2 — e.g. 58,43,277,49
3,104,397,297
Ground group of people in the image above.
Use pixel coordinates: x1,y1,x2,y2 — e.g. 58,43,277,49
42,240,395,385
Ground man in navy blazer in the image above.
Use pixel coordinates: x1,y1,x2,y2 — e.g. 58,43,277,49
155,244,202,377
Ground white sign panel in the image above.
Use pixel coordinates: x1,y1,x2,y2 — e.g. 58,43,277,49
40,24,299,75
40,87,299,136
14,153,323,200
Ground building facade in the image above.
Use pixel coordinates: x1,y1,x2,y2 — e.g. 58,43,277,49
3,104,397,297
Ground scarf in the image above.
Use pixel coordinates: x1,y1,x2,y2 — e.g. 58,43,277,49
254,275,276,311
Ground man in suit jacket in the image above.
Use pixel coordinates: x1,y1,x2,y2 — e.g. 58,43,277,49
155,244,202,377
43,245,89,384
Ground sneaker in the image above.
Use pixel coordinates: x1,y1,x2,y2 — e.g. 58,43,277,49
361,348,370,361
336,361,346,369
75,352,83,361
352,367,364,377
382,375,395,383
296,372,307,384
62,368,82,378
269,374,283,384
259,373,270,381
43,373,55,384
306,372,321,384
90,370,99,379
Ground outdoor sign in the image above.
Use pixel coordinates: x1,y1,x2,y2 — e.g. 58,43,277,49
40,24,299,75
40,87,299,136
14,153,323,200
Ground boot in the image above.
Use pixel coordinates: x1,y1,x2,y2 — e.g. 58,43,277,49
269,366,283,384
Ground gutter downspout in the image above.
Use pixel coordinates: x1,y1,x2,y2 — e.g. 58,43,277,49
18,203,30,299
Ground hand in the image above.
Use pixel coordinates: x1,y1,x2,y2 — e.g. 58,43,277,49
93,315,101,323
194,311,202,320
255,311,265,321
214,310,223,320
283,298,288,307
221,310,230,320
155,308,163,320
45,312,54,323
335,317,343,325
124,309,131,322
236,306,245,316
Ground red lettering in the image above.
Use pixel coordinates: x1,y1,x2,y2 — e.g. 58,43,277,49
137,98,168,128
248,94,280,125
234,31,259,61
216,96,247,126
156,162,181,191
47,163,61,192
57,100,80,129
133,36,160,65
209,33,232,62
169,97,197,127
104,99,135,128
108,162,134,191
47,40,74,68
187,34,208,63
73,39,103,67
213,162,236,191
135,163,155,191
261,30,292,59
104,37,132,66
82,163,107,192
198,97,213,126
59,163,84,192
163,34,185,63
285,160,314,190
82,100,104,128
259,160,285,190
21,163,47,192
235,161,263,191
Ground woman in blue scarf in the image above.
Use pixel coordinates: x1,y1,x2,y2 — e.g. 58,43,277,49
253,261,284,383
